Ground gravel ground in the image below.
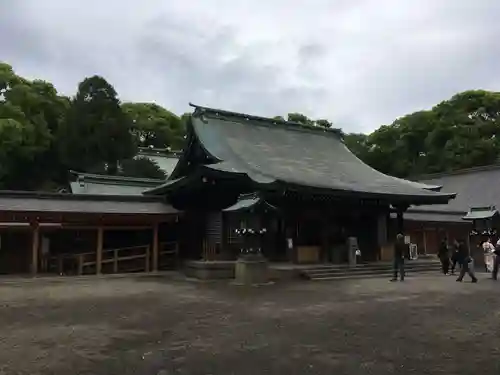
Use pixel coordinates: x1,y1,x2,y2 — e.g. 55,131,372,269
0,273,499,375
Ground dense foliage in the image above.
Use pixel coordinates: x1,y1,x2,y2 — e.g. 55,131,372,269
343,90,500,177
1,61,500,190
0,63,181,189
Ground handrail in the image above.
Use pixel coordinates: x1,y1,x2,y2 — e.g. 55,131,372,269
49,241,179,275
102,244,150,254
51,244,150,260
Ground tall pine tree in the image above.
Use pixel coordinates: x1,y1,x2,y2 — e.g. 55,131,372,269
59,76,136,174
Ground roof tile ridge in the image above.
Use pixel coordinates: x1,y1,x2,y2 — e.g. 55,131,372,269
412,164,500,180
70,170,165,184
190,103,343,137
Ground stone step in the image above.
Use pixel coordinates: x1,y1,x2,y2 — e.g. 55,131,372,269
302,263,439,274
303,263,439,274
310,270,439,281
305,267,439,279
304,267,440,276
301,261,441,281
303,261,440,271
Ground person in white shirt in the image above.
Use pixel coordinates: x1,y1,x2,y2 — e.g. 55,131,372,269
483,238,495,273
355,248,362,264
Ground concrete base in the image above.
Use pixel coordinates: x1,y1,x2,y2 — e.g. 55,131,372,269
184,261,235,280
234,255,269,286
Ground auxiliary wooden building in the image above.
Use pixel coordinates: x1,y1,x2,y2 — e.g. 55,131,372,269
396,165,500,265
0,148,182,277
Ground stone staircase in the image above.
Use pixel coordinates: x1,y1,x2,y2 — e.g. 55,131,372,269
300,259,441,281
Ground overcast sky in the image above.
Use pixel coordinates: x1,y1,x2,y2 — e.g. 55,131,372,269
2,1,500,133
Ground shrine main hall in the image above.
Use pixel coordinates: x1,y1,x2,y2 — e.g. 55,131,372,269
0,104,456,277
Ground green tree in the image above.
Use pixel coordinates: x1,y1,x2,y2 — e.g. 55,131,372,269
60,76,136,175
343,133,369,159
430,90,500,171
0,63,64,189
315,119,332,128
350,90,500,177
287,112,314,126
119,157,167,179
123,102,185,150
0,118,31,184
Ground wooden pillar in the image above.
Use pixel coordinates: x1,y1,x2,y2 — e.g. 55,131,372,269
423,229,428,255
152,222,159,272
96,226,103,275
377,213,388,246
145,246,150,272
321,216,329,263
31,223,40,276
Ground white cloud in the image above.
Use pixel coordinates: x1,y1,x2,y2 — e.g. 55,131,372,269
1,0,500,132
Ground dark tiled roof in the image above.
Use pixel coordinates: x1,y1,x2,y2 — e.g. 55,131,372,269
69,171,163,196
463,206,498,220
138,147,182,158
414,165,500,213
70,170,163,184
137,148,180,176
0,191,179,215
182,104,454,204
223,194,277,212
391,211,467,223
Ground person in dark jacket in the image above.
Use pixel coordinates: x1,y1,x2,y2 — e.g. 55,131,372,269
391,233,409,282
492,239,500,280
437,238,450,275
456,239,478,283
450,239,460,275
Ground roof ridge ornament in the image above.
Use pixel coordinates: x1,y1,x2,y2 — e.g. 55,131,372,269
188,102,343,136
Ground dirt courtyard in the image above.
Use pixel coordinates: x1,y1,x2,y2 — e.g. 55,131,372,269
0,273,499,375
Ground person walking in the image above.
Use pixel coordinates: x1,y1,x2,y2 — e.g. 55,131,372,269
483,238,496,273
391,233,409,282
450,239,460,275
456,239,478,283
492,239,500,280
437,238,450,275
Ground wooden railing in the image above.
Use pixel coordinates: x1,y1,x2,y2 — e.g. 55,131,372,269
100,245,151,274
158,241,179,270
50,244,150,275
49,242,180,275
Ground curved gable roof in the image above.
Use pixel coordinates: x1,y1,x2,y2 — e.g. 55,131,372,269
182,105,453,204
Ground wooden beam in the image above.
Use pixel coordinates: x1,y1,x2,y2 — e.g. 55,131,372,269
152,222,159,272
31,223,40,276
96,226,104,274
60,225,156,231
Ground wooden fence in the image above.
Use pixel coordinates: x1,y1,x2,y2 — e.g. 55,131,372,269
49,241,179,275
158,241,179,270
